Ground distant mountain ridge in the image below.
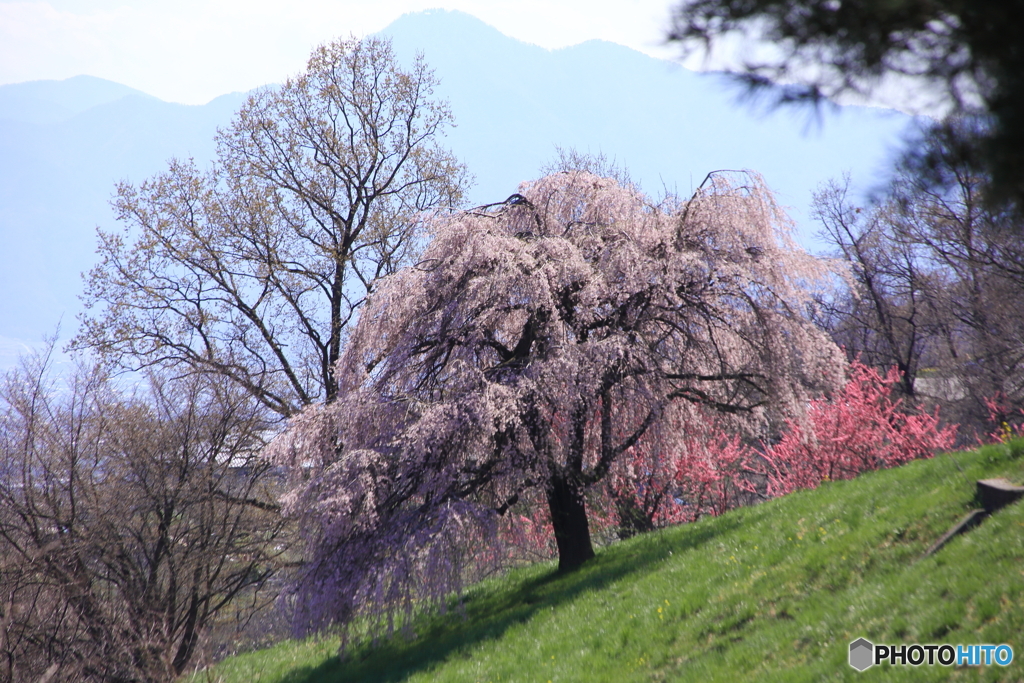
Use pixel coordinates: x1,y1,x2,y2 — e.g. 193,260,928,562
381,10,911,209
0,75,157,125
0,9,912,368
0,84,248,351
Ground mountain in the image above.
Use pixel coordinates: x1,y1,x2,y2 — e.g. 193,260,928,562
0,75,155,125
381,10,911,214
0,9,913,368
0,84,247,352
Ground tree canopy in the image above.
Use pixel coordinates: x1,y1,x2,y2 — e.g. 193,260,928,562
667,0,1024,207
75,35,469,417
269,170,845,637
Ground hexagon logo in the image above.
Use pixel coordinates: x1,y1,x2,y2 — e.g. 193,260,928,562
849,638,874,671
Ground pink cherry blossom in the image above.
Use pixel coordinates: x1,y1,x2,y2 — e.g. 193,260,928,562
268,170,846,639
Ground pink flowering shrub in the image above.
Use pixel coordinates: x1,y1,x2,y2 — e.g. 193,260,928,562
759,360,958,495
982,392,1024,443
493,491,558,563
497,361,958,552
490,407,757,550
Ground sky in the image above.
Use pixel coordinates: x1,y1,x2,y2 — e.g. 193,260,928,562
1,0,686,105
0,0,932,366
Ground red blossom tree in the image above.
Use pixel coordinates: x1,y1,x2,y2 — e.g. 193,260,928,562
760,360,958,495
269,170,845,637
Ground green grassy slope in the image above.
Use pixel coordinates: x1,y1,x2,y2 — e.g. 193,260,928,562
195,439,1024,682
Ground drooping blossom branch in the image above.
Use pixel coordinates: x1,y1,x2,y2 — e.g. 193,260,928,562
268,169,845,639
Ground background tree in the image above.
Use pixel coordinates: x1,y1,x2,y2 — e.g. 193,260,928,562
268,169,845,638
815,121,1024,435
75,35,469,417
666,0,1024,208
0,353,286,682
811,175,942,398
888,122,1024,428
541,146,635,189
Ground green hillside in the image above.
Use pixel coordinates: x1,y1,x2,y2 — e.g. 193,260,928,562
193,439,1024,682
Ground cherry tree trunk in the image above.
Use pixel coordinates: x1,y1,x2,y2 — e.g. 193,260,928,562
546,472,595,572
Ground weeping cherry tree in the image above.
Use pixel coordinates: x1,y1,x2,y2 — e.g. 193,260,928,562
269,169,845,636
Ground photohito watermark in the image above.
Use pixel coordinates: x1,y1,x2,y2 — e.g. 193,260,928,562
849,638,1014,671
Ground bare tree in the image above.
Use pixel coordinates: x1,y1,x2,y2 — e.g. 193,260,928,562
812,175,942,397
541,146,635,189
888,125,1024,424
75,35,470,417
816,122,1024,433
0,351,287,682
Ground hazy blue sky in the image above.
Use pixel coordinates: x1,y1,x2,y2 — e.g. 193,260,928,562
2,0,947,115
1,0,681,104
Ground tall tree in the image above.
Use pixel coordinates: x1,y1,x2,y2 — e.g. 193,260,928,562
269,170,844,636
666,0,1024,207
75,36,470,417
815,122,1024,432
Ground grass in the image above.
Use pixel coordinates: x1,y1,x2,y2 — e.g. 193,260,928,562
191,438,1024,682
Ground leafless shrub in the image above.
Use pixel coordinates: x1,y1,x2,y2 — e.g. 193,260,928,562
0,349,288,682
